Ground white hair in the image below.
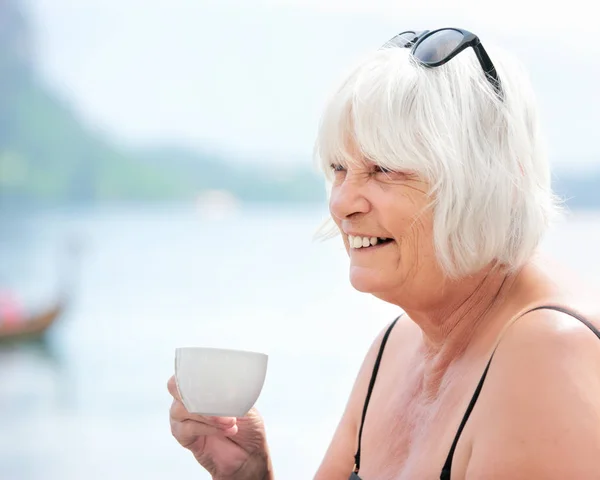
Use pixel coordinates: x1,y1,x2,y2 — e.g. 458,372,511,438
313,40,563,278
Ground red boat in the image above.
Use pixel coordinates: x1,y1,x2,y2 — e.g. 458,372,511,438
0,300,65,343
0,237,80,343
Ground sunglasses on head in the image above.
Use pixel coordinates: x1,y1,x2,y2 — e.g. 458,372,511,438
383,28,503,98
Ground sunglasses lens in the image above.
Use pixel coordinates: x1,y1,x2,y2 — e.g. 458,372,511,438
384,31,418,48
413,29,464,64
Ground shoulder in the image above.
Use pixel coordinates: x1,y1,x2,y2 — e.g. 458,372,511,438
493,305,600,376
352,312,413,401
343,312,416,437
359,312,416,378
467,305,600,479
344,311,414,418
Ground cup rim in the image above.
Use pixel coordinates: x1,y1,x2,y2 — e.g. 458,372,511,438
175,346,268,357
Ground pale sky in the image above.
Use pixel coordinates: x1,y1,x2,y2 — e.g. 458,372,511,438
28,0,600,166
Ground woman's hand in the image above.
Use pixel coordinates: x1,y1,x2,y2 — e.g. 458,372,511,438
167,376,273,480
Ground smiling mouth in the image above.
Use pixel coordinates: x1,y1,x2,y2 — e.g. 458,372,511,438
347,235,394,250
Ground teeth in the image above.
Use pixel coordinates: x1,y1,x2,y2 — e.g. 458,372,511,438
348,235,386,249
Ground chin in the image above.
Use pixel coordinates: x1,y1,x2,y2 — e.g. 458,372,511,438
349,267,388,294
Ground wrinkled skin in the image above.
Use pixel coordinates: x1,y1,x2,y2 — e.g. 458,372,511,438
167,376,273,480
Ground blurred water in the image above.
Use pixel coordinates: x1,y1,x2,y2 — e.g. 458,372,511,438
0,204,599,480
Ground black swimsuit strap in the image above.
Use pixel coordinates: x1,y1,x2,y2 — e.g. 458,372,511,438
353,314,404,473
439,352,494,479
439,305,600,480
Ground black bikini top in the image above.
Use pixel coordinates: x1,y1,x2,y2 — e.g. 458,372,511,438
349,305,600,480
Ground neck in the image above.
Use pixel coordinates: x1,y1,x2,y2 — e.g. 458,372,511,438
401,266,518,394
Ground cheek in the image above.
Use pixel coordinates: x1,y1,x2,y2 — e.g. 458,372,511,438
387,192,433,238
388,213,420,242
392,212,435,264
405,220,438,270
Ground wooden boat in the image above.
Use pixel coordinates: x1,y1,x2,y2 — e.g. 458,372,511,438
0,235,81,344
0,300,66,343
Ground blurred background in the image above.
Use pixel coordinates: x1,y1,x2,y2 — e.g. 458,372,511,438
0,0,598,478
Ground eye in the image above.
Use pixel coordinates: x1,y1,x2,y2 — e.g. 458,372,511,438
373,165,394,174
371,165,414,181
330,163,346,173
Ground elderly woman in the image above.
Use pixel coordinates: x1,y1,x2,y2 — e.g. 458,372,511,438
167,28,600,479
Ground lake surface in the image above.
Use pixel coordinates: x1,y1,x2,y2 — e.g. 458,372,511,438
1,204,599,480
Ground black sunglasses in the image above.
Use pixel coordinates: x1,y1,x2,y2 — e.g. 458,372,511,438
383,28,502,98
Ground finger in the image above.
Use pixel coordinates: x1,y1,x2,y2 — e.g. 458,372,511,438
171,418,218,447
170,400,237,429
171,417,239,443
170,419,238,449
167,376,182,401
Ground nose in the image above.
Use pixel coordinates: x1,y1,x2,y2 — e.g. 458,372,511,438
329,172,371,221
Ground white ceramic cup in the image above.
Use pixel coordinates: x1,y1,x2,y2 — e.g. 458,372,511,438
174,347,268,417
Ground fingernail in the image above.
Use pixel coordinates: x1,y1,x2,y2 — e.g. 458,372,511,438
215,417,236,428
